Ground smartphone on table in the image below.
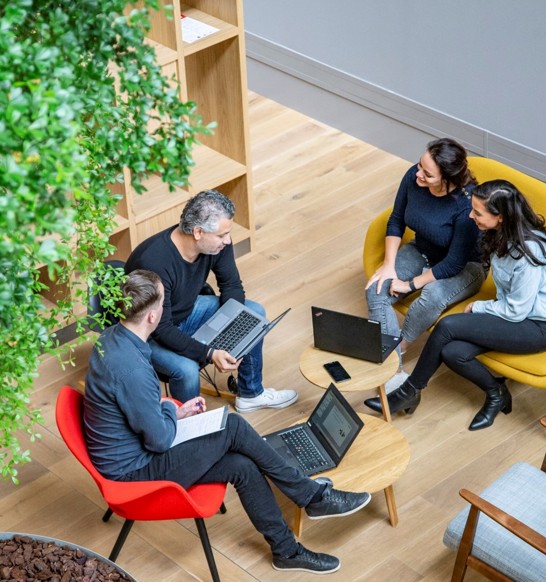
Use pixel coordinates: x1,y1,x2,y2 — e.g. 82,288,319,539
323,360,351,383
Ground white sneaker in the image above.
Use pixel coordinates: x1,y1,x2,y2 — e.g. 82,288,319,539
385,371,409,394
235,387,298,413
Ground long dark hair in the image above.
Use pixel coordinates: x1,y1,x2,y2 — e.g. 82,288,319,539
473,179,546,268
427,138,476,191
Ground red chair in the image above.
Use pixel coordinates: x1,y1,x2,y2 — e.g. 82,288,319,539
56,385,227,581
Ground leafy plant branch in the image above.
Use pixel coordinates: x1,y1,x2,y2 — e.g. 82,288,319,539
0,0,212,482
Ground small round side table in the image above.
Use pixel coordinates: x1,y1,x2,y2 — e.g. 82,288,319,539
292,413,410,537
299,345,399,422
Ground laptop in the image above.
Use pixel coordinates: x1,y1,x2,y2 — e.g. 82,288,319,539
312,306,401,364
192,298,290,359
263,383,364,476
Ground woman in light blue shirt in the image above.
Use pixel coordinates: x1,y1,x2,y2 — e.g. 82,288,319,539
365,179,546,430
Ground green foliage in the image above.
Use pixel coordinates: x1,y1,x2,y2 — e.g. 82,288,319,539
0,0,211,482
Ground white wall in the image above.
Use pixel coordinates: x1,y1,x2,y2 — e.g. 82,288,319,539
244,0,546,178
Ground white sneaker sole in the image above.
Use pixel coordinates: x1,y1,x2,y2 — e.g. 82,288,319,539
272,562,341,574
235,393,298,413
306,492,372,520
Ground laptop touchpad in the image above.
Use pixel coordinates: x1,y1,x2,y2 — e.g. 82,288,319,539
209,312,230,331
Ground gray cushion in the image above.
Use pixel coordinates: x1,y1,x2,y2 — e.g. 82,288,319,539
443,462,546,582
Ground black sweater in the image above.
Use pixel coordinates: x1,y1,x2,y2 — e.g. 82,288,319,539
125,225,245,364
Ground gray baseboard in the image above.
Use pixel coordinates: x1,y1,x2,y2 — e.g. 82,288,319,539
246,33,546,182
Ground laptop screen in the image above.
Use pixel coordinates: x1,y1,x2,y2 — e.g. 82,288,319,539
308,384,363,459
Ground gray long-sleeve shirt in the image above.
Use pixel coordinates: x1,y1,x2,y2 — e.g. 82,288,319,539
473,238,546,322
83,323,177,479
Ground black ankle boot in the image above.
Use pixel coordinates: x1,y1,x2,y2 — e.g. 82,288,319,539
364,380,421,415
468,383,512,431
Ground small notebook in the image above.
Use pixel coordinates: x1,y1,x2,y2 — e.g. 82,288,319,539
170,405,228,447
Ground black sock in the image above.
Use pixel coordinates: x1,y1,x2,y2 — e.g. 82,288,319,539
309,483,327,504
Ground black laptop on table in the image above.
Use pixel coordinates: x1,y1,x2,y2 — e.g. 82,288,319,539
312,306,401,364
192,298,290,360
263,383,364,476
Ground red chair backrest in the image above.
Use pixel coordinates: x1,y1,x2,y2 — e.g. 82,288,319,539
56,385,110,496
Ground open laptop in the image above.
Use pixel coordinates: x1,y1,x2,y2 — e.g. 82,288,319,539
312,306,401,364
192,298,290,360
263,383,364,476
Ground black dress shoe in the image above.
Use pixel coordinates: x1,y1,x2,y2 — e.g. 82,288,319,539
272,543,340,573
469,383,512,431
364,380,421,415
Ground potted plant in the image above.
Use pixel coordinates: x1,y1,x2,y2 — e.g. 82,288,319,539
0,0,211,483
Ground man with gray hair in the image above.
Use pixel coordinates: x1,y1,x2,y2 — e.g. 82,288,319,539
125,189,298,412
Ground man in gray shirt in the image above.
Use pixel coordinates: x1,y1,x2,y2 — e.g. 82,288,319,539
84,269,372,574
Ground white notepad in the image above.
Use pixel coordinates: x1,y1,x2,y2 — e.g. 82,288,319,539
180,16,219,44
170,405,228,447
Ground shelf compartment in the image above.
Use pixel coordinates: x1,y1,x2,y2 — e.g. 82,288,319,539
231,221,250,249
189,143,247,193
145,38,178,66
112,214,130,235
131,174,190,224
107,229,132,261
179,4,239,55
184,37,247,163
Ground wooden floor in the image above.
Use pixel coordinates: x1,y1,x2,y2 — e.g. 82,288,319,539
2,92,545,581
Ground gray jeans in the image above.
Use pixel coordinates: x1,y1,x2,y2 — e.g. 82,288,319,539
366,241,486,345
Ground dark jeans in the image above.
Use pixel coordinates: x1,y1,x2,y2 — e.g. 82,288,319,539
120,414,319,557
409,313,546,392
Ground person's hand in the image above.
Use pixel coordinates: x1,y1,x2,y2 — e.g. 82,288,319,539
464,302,474,314
389,278,412,297
365,264,397,293
211,349,240,373
176,396,206,419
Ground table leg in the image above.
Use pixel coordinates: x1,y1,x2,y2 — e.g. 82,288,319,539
378,384,392,423
293,505,304,538
384,485,399,527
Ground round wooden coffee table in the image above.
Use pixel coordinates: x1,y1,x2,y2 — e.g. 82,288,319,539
299,345,400,422
293,413,410,537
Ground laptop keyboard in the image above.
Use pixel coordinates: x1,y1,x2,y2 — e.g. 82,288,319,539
209,310,262,352
280,427,329,473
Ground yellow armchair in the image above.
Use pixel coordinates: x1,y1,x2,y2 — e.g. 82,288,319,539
362,156,546,388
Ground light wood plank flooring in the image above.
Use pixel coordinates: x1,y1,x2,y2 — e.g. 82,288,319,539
2,92,545,581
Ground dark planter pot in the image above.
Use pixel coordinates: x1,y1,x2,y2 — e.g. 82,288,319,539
0,532,137,581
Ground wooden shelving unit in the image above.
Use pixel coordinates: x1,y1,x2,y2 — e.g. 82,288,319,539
119,0,254,257
38,1,253,323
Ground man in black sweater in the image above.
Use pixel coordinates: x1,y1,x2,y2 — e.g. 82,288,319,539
125,189,298,412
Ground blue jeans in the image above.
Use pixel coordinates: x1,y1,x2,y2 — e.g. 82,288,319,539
120,414,318,557
150,296,265,401
366,241,486,347
409,313,546,392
